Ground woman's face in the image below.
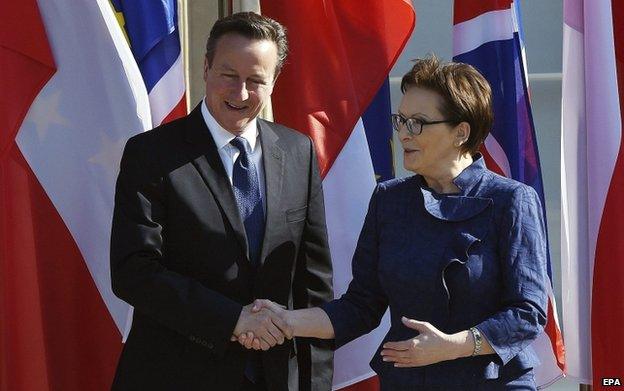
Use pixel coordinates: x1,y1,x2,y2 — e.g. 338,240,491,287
398,87,462,176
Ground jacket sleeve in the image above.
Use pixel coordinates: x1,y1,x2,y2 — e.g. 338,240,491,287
476,185,549,365
320,184,389,349
291,137,334,391
110,137,242,358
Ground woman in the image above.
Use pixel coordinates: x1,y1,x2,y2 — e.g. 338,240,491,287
239,56,548,390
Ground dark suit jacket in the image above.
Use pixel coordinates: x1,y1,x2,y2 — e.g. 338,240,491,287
110,105,334,391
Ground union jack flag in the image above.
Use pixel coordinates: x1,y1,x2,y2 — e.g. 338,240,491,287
453,0,565,387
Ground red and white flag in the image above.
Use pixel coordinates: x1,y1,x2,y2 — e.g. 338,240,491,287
562,0,624,388
260,1,415,389
0,0,151,389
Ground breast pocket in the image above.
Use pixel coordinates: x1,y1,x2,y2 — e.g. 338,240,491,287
286,205,307,223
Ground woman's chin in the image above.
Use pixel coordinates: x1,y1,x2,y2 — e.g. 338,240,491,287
403,156,421,173
403,164,421,174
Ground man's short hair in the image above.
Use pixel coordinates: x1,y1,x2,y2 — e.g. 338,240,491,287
400,55,493,156
205,12,289,77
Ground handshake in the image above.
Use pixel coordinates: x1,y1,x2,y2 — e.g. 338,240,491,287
231,299,293,351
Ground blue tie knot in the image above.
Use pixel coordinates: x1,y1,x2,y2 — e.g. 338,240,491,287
230,136,251,155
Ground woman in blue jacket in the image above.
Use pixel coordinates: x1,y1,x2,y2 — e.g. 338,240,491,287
240,56,548,390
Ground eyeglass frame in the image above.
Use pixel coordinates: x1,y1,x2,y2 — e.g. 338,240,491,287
390,113,457,136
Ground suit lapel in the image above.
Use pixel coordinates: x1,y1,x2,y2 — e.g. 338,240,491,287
183,105,249,259
258,119,285,265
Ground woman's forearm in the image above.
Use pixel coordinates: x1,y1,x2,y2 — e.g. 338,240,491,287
286,307,335,339
450,328,495,358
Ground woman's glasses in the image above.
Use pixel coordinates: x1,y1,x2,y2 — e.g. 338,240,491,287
391,114,455,136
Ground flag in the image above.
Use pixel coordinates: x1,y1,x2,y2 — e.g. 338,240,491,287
0,0,151,389
452,0,565,387
260,1,415,389
562,0,624,387
110,0,187,127
363,79,396,182
109,0,187,338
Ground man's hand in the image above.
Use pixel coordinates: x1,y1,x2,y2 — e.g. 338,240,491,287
231,303,292,351
235,300,293,350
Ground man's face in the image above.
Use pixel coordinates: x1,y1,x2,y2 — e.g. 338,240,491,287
204,34,279,135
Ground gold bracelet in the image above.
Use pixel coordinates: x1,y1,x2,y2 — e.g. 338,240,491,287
470,327,482,356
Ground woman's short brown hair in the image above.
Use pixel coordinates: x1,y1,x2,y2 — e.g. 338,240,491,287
400,55,493,155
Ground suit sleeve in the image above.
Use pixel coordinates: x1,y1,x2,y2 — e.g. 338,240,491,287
476,185,549,365
291,137,334,391
320,185,389,348
110,137,242,358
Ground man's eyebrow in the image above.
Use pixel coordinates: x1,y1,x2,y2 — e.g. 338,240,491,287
214,63,236,72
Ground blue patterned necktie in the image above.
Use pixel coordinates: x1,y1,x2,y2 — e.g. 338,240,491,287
231,137,265,384
230,136,265,268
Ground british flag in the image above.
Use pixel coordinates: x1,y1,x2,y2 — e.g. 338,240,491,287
453,0,565,387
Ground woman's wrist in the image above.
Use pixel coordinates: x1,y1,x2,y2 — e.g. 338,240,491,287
287,308,335,339
449,330,475,359
283,309,298,337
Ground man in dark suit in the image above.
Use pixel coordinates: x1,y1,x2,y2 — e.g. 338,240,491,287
110,12,333,391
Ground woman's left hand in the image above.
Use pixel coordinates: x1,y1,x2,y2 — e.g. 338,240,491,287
380,316,468,367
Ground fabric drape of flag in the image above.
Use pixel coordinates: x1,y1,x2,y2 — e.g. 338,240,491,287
259,1,415,389
363,79,396,183
109,0,188,339
0,0,151,389
561,0,624,387
452,0,565,388
111,0,187,127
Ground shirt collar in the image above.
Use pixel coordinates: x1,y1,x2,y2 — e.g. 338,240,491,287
201,98,258,151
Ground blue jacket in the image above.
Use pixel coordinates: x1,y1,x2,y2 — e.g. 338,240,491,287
322,156,548,388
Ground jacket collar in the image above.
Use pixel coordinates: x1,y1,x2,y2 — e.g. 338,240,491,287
451,153,487,193
418,154,492,222
183,104,288,267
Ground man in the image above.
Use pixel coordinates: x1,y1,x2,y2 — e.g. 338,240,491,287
110,12,333,391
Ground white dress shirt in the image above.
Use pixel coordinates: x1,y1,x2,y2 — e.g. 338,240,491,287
201,99,266,209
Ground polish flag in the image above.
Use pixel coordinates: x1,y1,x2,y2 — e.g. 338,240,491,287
0,0,151,389
260,1,415,389
561,0,624,387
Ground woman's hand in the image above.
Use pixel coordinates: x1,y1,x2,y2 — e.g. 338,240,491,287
233,299,335,349
233,299,292,350
380,316,473,367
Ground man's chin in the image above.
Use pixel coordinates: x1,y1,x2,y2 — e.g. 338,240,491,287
214,116,248,134
223,122,248,135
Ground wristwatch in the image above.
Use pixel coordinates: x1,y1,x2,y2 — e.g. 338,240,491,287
469,327,482,356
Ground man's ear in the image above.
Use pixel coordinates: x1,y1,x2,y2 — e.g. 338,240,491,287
203,56,209,81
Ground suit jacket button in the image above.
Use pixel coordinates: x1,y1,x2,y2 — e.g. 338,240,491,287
207,342,214,349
